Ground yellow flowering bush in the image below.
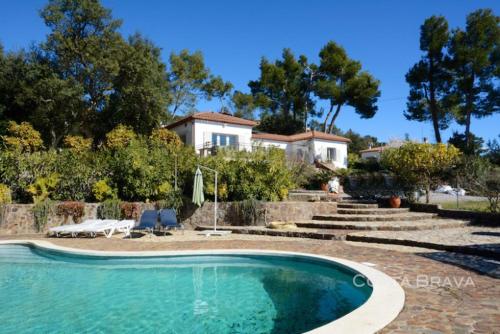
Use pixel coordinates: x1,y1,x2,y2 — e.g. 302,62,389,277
105,125,137,149
2,121,44,153
63,135,93,153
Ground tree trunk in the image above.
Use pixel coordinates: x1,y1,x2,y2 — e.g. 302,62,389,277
322,103,335,132
425,185,430,204
428,60,441,143
464,75,475,149
327,104,342,134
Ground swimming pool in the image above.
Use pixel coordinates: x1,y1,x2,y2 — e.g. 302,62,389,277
0,241,404,333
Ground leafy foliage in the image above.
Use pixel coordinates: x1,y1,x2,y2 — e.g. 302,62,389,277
63,135,93,153
105,125,137,149
92,179,117,202
447,131,485,156
405,16,453,143
2,121,44,153
27,173,59,203
97,199,122,219
149,128,182,148
381,142,460,203
0,184,12,204
315,41,380,133
56,201,85,223
201,148,295,201
32,199,55,232
454,156,500,213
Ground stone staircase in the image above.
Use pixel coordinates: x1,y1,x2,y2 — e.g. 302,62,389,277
197,200,470,240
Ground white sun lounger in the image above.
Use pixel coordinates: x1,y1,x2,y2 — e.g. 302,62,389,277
82,220,135,238
49,219,101,237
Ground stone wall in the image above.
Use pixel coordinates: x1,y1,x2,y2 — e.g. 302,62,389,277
0,203,156,235
0,201,338,234
410,203,500,226
181,201,337,227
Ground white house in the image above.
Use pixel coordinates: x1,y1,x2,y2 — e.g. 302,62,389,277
252,131,350,169
360,146,387,161
167,112,350,169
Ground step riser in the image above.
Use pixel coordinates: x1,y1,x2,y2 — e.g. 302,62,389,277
337,209,409,215
296,221,467,231
337,204,379,209
312,214,436,222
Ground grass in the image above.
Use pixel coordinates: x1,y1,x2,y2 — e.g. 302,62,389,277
439,200,493,212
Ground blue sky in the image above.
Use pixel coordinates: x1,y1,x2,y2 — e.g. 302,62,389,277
1,0,499,143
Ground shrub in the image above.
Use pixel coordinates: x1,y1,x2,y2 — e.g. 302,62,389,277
92,179,117,202
97,199,122,219
234,198,261,226
32,199,55,232
201,148,295,202
155,190,183,212
150,128,182,148
1,121,44,153
120,202,141,220
105,125,137,149
62,135,93,153
0,184,12,204
381,143,460,203
56,201,85,223
53,150,105,201
26,173,59,203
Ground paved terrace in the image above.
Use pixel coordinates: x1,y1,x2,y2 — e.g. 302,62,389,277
1,232,499,334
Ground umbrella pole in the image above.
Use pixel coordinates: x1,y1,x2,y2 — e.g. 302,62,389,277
214,171,217,232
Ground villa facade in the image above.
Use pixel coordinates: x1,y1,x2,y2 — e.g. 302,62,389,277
167,112,350,169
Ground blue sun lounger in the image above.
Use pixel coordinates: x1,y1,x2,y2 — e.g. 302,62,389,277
132,210,159,234
159,209,184,234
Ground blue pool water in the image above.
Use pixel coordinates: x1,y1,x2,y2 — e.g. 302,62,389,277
0,245,372,334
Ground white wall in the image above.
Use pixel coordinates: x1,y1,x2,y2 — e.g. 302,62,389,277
311,139,348,168
170,122,194,145
252,139,288,150
193,120,253,152
361,151,382,160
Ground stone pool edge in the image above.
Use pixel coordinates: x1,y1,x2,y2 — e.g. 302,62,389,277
0,239,405,334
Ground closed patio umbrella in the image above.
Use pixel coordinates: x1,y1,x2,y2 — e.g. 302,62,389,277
194,165,231,236
192,167,205,207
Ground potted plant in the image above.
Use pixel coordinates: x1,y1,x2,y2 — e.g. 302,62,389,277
388,193,401,208
313,170,334,192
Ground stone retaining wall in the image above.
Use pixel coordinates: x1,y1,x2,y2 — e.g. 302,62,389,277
181,201,337,227
0,201,337,234
410,203,500,226
0,203,155,235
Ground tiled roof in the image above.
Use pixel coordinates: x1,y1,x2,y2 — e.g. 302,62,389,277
252,130,351,143
166,112,257,129
251,133,294,142
360,146,387,153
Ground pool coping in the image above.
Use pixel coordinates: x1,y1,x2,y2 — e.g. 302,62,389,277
0,239,405,334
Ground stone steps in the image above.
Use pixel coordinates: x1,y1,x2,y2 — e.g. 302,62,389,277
313,212,437,222
294,218,469,231
337,208,410,215
337,203,379,209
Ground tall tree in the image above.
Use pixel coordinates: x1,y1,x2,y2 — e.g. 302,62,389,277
231,91,256,120
105,33,170,135
405,16,453,143
40,0,124,133
447,9,500,149
249,49,316,134
315,41,380,134
167,50,232,119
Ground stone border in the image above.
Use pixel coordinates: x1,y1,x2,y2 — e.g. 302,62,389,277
346,234,500,261
410,203,500,226
0,239,404,334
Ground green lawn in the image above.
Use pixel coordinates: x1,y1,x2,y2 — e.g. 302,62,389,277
439,200,492,212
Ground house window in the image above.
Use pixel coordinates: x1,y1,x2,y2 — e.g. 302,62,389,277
212,133,238,148
327,148,337,162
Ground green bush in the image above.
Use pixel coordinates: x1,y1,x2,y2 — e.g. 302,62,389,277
97,199,122,219
201,148,295,201
0,184,12,204
32,199,55,232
